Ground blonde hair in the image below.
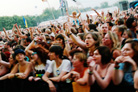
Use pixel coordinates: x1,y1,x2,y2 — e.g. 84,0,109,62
107,31,120,50
72,11,77,15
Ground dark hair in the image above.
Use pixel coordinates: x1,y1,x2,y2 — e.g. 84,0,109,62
55,34,65,49
88,24,98,31
13,45,25,51
31,47,49,65
49,45,63,59
49,45,69,59
95,46,111,65
117,18,124,25
13,49,26,60
0,37,2,41
126,17,136,28
69,48,83,58
125,39,138,64
25,37,32,43
106,22,114,27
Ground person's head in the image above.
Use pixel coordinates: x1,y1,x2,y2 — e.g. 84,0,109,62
13,49,26,62
55,34,65,49
122,29,133,39
117,18,124,25
100,23,109,37
31,47,49,65
93,46,111,65
84,32,101,48
77,33,85,41
72,52,87,68
102,31,120,50
106,22,113,31
72,11,77,17
121,39,138,63
9,54,17,65
126,17,137,28
69,48,83,61
48,45,63,60
23,37,32,46
112,25,125,37
88,24,98,31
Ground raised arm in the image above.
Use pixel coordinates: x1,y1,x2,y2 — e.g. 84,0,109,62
66,9,73,18
66,25,87,50
3,28,12,41
77,8,81,18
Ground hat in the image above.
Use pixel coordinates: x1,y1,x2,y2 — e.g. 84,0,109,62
14,49,25,58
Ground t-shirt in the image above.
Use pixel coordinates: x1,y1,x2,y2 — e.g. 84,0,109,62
46,59,71,77
119,63,134,85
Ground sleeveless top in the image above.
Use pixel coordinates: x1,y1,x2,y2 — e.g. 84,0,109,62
90,64,117,92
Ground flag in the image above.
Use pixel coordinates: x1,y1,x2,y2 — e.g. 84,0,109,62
72,0,81,5
42,0,47,2
23,16,28,28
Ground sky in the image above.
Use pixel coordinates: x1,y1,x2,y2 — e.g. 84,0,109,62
0,0,119,17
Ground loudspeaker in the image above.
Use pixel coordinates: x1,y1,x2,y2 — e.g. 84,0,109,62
119,1,129,11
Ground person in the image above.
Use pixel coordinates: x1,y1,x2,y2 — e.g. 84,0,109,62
61,52,89,92
67,25,101,57
113,39,138,92
88,46,115,92
42,45,72,92
0,49,32,80
66,8,81,28
102,31,121,60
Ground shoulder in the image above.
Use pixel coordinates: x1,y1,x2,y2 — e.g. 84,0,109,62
62,59,71,63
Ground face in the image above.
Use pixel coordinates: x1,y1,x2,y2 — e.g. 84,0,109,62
56,38,63,45
121,43,134,58
9,54,14,64
112,26,119,36
122,31,128,39
101,24,108,34
85,34,95,48
15,53,25,62
102,33,112,46
72,55,83,67
48,52,57,60
31,53,38,61
92,50,101,64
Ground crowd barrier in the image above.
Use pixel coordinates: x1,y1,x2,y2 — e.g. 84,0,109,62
0,78,73,92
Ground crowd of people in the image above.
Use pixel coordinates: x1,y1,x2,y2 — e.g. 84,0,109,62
0,5,138,92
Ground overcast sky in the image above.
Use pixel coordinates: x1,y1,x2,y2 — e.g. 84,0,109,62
0,0,119,17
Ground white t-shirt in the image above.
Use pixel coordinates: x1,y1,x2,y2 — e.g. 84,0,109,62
46,59,71,77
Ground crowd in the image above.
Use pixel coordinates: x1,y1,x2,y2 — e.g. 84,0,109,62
0,5,138,92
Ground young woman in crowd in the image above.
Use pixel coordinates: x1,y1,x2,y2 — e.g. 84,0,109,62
102,31,121,60
66,8,81,28
88,46,115,92
113,39,138,92
61,52,89,92
67,24,101,57
42,45,72,92
0,49,32,80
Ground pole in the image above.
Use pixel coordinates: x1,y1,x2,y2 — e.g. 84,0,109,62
46,0,56,21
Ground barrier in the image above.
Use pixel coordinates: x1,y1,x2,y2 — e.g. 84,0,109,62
0,78,73,92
